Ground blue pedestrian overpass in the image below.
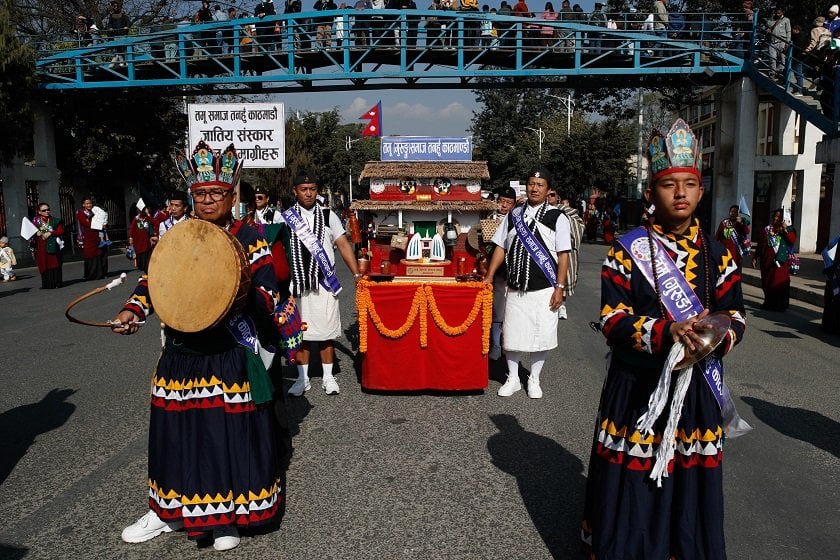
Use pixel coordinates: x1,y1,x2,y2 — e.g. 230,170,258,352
31,10,840,136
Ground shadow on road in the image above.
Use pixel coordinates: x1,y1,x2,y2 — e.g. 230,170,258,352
0,543,28,560
742,396,840,459
487,414,585,558
0,388,76,486
0,286,32,298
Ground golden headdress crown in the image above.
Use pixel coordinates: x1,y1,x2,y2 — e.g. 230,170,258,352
646,118,701,184
174,141,243,191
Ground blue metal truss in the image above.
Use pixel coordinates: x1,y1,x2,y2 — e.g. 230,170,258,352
31,10,839,136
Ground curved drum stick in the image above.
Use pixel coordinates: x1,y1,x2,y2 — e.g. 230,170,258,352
64,273,140,328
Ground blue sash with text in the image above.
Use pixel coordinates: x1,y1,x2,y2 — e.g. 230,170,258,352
618,227,729,414
282,206,342,296
511,206,557,287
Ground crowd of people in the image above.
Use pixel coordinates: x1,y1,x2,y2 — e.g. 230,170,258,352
63,1,767,59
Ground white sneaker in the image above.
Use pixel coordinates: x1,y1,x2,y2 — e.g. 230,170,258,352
288,376,311,397
488,345,502,361
527,378,543,399
497,375,521,397
558,304,567,320
121,510,182,543
212,526,241,551
322,376,340,395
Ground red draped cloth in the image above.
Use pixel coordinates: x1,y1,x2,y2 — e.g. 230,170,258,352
359,283,489,391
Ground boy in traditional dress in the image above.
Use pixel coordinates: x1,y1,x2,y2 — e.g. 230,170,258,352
581,119,747,559
483,166,572,399
283,171,361,396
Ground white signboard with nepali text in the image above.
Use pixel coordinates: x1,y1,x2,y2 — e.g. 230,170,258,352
188,103,285,169
380,136,472,162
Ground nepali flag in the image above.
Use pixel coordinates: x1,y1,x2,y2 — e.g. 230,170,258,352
360,101,382,137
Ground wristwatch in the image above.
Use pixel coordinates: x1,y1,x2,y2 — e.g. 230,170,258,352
353,273,362,279
556,283,565,290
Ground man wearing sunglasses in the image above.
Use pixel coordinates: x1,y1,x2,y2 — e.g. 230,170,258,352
254,185,283,225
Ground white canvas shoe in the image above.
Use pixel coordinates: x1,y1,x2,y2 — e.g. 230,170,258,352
121,510,182,543
322,376,340,395
527,377,543,399
497,375,522,397
212,526,241,551
288,376,311,397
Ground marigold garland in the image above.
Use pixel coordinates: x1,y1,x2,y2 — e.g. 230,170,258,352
357,280,492,354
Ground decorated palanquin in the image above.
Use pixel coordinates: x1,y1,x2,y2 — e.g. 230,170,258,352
351,160,495,279
350,153,495,391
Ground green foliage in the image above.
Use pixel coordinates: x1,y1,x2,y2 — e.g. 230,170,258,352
243,108,380,201
0,0,35,164
471,79,637,199
49,92,186,192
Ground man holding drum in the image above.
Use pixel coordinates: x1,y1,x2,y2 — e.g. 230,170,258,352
111,141,289,552
283,171,362,397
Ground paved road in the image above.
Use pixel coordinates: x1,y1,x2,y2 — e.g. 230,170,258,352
0,244,838,559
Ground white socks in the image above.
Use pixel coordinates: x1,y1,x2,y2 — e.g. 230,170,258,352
529,350,548,382
296,363,310,381
506,351,520,379
322,362,335,379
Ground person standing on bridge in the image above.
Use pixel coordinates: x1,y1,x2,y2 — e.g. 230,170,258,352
765,6,791,80
652,0,668,56
106,0,130,65
581,119,747,559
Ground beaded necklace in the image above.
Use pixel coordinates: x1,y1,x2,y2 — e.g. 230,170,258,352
646,223,712,317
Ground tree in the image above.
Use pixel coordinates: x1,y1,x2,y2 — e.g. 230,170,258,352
49,91,186,195
470,77,576,190
0,0,35,164
10,0,178,35
470,79,636,198
242,109,380,202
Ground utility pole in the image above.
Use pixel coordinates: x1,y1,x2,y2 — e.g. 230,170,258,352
547,92,575,136
524,127,545,160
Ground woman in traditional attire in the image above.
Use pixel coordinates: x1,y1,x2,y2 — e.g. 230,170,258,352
601,210,615,245
753,208,797,311
714,204,751,269
112,141,291,552
128,207,154,273
31,202,65,289
581,119,746,560
76,197,106,280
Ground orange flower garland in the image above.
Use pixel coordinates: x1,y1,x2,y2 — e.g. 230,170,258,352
357,280,492,354
357,281,426,352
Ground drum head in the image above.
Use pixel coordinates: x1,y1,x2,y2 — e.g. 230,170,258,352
148,220,243,333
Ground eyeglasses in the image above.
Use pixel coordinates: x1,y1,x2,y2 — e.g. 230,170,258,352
192,188,230,202
39,208,50,213
255,195,267,200
547,193,558,198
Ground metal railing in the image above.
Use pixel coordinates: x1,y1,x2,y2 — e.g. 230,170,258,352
30,10,749,91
